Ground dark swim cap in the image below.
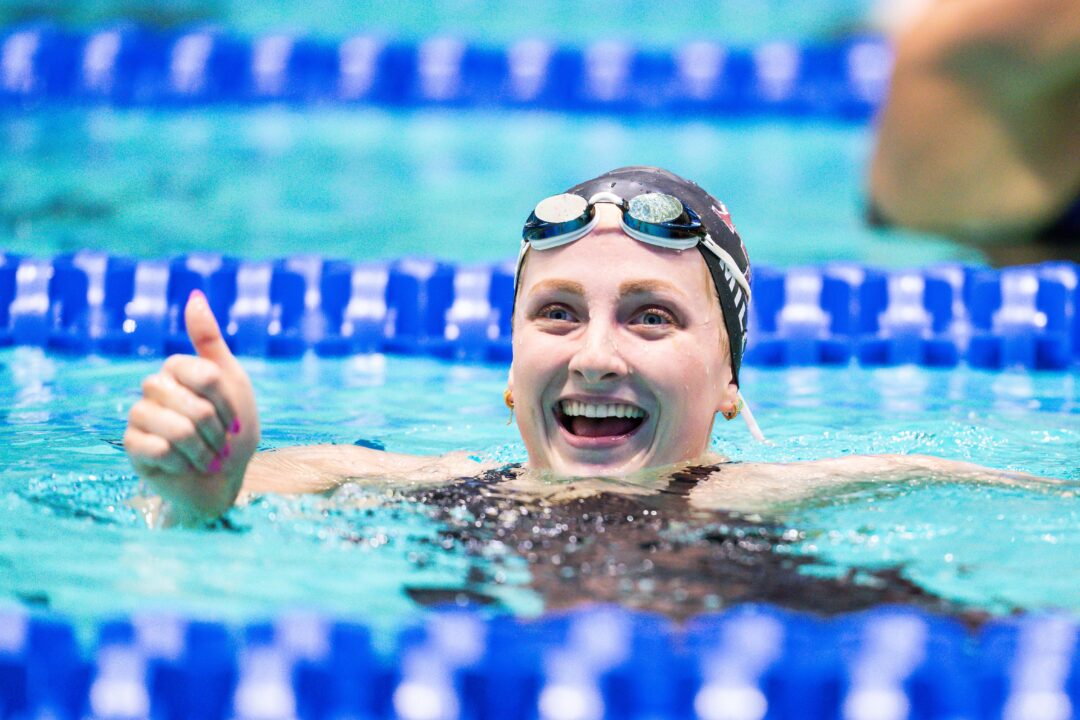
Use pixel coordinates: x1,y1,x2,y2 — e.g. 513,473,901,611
565,166,752,383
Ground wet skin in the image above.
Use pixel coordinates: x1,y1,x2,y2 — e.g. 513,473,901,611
509,204,739,477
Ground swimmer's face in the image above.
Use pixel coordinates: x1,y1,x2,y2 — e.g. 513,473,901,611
510,203,738,476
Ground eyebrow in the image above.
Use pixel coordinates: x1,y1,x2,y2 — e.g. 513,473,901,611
528,279,586,296
618,279,686,298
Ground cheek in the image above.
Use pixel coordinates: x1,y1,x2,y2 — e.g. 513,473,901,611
511,331,570,392
639,334,722,386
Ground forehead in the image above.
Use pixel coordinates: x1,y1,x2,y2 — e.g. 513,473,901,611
519,205,715,302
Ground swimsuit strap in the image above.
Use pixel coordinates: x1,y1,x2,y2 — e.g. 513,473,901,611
660,462,729,497
474,462,524,485
465,461,725,496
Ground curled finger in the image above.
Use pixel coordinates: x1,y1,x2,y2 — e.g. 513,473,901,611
142,372,228,454
128,400,218,474
162,355,237,433
124,426,195,477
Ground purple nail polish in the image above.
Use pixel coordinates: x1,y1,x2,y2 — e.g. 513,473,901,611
230,418,241,434
208,456,222,474
222,442,231,459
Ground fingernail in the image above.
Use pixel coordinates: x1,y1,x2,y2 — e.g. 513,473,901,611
208,456,222,474
230,418,241,434
188,288,206,305
222,442,231,459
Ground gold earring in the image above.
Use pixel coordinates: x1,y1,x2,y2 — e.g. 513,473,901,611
503,388,515,425
721,397,741,421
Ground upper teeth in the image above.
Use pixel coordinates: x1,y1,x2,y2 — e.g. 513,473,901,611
560,401,645,419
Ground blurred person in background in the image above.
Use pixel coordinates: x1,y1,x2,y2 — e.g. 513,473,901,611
868,0,1080,264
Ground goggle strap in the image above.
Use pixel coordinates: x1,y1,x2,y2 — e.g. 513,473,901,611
514,241,530,291
699,235,752,301
738,391,768,443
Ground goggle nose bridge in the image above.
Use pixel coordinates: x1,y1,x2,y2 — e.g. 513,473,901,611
586,190,627,207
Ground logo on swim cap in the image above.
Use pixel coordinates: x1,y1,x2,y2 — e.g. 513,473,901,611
712,202,749,269
711,203,737,235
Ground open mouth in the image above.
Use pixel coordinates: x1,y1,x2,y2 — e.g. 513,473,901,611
554,399,647,439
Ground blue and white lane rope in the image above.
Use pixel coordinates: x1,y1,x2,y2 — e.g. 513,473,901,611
1,25,891,119
1,605,1078,720
1,252,1077,370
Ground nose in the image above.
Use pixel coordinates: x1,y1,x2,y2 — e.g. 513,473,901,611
567,319,629,385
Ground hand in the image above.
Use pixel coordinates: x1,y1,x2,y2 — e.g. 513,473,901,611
124,290,261,526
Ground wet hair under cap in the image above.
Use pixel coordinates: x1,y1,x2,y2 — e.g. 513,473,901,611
564,166,752,383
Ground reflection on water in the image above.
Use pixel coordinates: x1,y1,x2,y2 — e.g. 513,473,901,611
875,366,929,414
6,348,55,425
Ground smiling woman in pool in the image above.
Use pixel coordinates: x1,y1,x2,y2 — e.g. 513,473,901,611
123,167,1046,527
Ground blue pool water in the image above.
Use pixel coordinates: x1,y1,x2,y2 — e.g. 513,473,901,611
0,53,1074,635
0,0,880,45
2,5,1077,719
0,109,976,266
0,344,1076,633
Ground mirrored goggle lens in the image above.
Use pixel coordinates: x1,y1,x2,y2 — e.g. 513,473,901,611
533,193,589,224
627,193,685,225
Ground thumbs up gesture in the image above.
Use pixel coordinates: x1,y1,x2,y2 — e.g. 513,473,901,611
124,290,261,526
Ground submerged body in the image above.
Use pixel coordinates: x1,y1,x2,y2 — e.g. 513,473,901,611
241,454,1053,622
386,462,993,622
238,442,1047,520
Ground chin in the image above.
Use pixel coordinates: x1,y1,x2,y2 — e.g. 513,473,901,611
535,438,661,476
550,456,646,477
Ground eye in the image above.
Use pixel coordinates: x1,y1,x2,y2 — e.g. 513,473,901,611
631,306,677,327
537,304,576,322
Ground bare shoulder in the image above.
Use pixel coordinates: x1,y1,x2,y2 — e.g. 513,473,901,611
686,459,853,514
241,444,493,495
688,454,1063,515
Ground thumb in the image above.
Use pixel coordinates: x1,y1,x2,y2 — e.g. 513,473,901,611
185,290,236,367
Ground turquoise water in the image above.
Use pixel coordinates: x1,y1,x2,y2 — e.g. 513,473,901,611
0,102,1074,630
0,346,1076,629
0,109,978,267
2,0,879,44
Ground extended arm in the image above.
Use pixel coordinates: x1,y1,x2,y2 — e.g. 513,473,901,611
869,0,1080,246
242,445,485,495
689,453,1058,514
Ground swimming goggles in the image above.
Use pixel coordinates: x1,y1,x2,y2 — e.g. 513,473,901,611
516,190,766,443
518,191,752,305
